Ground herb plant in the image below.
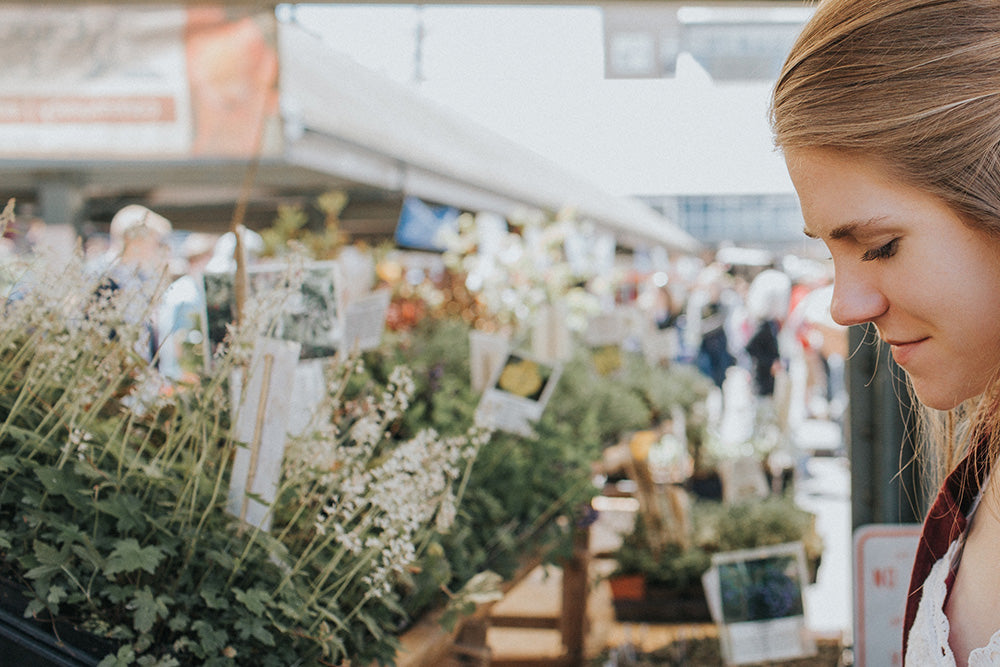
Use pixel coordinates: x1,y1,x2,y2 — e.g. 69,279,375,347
0,211,486,666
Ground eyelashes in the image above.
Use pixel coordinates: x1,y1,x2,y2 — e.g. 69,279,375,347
861,238,899,262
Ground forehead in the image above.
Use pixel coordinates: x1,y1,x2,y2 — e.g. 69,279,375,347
786,148,987,252
785,149,918,234
785,148,896,189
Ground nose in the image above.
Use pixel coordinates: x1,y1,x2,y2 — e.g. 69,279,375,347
829,268,888,327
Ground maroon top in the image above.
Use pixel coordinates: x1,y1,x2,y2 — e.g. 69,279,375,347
902,439,993,662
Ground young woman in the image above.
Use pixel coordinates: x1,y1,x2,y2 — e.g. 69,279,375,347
769,0,1000,664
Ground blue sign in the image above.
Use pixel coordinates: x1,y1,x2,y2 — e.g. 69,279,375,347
394,196,461,252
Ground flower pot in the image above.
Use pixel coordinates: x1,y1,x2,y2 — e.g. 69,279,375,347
611,582,712,623
608,573,646,601
0,579,116,666
687,471,723,500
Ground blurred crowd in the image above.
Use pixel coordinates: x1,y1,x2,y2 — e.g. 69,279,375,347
638,249,848,462
2,203,848,452
0,203,264,389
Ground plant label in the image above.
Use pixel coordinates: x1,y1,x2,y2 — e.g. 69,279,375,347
227,336,301,531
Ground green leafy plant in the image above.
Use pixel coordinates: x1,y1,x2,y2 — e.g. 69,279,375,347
611,496,822,592
259,191,349,260
356,318,600,590
693,496,824,567
0,234,487,665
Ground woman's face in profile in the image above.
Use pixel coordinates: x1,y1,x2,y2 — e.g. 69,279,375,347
785,147,1000,410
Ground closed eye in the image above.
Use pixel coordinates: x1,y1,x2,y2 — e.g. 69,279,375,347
861,238,899,262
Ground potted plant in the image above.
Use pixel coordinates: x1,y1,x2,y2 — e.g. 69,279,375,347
608,512,713,622
0,232,494,665
607,495,823,622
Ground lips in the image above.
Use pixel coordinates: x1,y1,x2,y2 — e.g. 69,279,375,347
886,337,929,366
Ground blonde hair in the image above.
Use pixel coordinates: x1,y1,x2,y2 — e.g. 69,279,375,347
771,0,1000,234
770,0,1000,488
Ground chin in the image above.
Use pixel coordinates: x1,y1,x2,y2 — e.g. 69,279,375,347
918,395,964,411
911,381,975,411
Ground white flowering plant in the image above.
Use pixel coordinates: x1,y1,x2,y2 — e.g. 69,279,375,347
439,208,613,332
346,317,598,593
0,204,489,666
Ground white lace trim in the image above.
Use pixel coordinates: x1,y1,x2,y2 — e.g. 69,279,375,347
906,539,1000,666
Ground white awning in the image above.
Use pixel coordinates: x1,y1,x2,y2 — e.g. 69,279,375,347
277,20,700,253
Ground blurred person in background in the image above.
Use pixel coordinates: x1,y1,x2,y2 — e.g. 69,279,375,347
744,268,791,400
771,0,1000,663
158,232,218,384
685,263,737,388
89,204,172,364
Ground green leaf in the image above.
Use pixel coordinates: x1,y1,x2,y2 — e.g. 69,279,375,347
97,644,136,667
104,539,165,576
35,465,78,497
206,549,235,570
233,587,270,616
24,563,60,582
133,626,153,653
56,522,87,546
107,623,135,641
234,616,275,646
0,454,20,473
251,625,275,646
19,487,43,511
34,539,65,566
46,585,67,605
23,598,45,618
167,611,190,632
199,588,230,610
72,542,106,571
137,656,180,667
25,540,71,582
356,609,383,640
191,619,228,655
97,494,148,533
102,584,133,604
131,588,169,633
73,459,106,481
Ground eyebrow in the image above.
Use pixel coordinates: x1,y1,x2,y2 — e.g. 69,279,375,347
803,216,889,241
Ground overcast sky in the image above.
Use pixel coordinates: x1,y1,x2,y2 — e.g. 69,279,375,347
286,3,795,198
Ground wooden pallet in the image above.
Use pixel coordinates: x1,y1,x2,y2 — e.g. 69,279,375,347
389,527,595,667
485,529,603,667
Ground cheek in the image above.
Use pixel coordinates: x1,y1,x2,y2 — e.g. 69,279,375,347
942,270,1000,390
963,295,1000,357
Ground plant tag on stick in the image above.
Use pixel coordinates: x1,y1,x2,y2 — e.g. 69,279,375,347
342,289,391,351
475,352,561,437
531,302,571,364
469,330,510,394
227,337,301,532
286,359,326,437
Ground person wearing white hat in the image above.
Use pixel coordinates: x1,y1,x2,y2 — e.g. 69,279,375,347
90,204,173,364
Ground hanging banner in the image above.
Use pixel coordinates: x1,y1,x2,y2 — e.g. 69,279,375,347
0,5,280,159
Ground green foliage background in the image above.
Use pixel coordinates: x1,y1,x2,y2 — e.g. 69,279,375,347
356,318,717,617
